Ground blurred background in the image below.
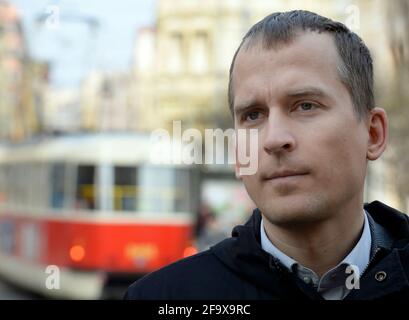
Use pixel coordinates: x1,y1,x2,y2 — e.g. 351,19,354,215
0,0,407,299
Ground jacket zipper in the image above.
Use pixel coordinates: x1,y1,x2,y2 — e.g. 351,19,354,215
360,247,380,278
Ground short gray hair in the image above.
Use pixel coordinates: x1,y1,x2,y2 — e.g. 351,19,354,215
228,10,374,120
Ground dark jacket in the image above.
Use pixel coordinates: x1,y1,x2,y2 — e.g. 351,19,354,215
124,201,409,300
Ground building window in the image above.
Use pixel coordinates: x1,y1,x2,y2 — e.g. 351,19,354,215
168,32,183,74
190,31,208,74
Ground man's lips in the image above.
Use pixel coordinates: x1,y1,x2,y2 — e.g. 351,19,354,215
263,170,309,181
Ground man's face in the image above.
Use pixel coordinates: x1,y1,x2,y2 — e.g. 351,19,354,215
232,32,370,227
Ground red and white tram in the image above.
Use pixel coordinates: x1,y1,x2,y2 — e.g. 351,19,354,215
0,133,201,299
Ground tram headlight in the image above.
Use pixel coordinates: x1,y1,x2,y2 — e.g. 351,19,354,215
183,246,198,258
69,244,85,262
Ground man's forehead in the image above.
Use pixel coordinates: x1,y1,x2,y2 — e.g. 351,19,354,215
237,30,338,61
232,31,341,89
240,28,298,52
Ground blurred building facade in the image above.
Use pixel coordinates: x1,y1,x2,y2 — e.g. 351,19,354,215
42,87,80,133
81,71,136,132
383,0,409,211
0,1,48,142
133,0,244,133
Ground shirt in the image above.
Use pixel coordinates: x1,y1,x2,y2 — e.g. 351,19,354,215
260,211,372,300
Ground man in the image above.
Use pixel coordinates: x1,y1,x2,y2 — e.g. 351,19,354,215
125,10,409,300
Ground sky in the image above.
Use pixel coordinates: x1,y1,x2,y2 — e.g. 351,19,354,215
11,0,156,88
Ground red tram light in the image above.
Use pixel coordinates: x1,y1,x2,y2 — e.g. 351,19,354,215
183,246,198,258
70,244,86,262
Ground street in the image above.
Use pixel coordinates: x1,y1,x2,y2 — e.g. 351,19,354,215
0,278,41,300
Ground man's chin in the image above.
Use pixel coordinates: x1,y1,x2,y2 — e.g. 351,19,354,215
260,197,330,227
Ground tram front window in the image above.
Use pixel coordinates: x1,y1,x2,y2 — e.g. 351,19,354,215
113,165,192,214
137,166,191,214
50,163,65,208
114,166,137,211
76,165,95,210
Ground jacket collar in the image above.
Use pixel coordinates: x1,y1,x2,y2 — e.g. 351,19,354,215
211,201,409,300
345,202,409,300
211,207,314,299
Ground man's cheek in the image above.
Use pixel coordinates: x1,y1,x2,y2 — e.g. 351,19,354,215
242,176,260,198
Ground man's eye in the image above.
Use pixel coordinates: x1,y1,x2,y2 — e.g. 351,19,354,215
245,111,261,121
296,102,317,111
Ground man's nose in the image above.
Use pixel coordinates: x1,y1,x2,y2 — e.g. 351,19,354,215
262,113,296,154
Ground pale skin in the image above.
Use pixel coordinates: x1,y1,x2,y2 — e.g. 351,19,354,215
232,32,388,277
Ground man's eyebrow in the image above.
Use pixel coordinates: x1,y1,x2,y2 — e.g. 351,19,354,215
285,87,329,99
233,87,331,114
233,100,260,115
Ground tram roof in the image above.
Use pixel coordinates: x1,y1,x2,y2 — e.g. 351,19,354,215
0,133,194,166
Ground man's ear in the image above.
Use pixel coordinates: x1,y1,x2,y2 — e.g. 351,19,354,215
367,107,388,161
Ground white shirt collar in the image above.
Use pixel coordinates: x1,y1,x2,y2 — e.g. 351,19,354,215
260,210,372,278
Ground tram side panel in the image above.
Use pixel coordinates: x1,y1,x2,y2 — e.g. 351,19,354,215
45,218,193,273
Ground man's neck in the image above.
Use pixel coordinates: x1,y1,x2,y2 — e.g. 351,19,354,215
262,202,365,277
